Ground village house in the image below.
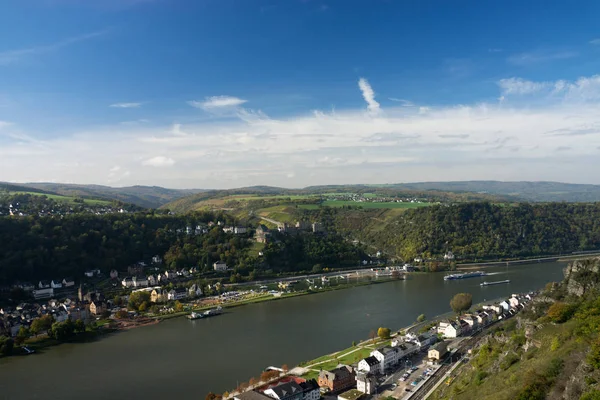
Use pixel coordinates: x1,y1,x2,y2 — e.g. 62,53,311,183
499,300,511,312
213,261,228,271
165,270,178,280
234,226,248,234
428,342,448,363
255,225,270,243
152,255,163,264
262,378,320,400
121,277,134,288
50,280,63,289
147,275,157,286
444,251,455,260
128,263,145,276
84,269,100,278
89,301,107,315
33,287,54,300
150,288,161,303
167,287,188,301
188,284,203,298
357,356,380,375
38,280,51,289
438,320,462,338
355,371,377,394
222,226,234,233
318,365,355,393
312,222,324,233
109,269,119,279
62,277,75,288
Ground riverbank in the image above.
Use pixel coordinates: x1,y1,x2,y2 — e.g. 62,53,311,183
456,252,600,269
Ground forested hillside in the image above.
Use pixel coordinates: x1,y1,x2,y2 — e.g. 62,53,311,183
0,211,365,285
309,203,600,261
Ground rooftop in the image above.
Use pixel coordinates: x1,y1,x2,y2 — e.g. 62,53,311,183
338,389,364,400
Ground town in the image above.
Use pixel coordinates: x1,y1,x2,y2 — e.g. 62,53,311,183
224,291,537,400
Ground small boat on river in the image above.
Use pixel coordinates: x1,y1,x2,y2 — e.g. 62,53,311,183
480,280,510,286
187,306,223,320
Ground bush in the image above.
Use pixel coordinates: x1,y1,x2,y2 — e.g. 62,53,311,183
581,390,600,400
545,358,563,379
0,336,14,356
473,370,488,385
500,352,520,370
547,302,576,323
588,337,600,369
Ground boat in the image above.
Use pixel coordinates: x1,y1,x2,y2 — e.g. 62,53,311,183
21,346,35,355
443,271,487,280
480,279,510,286
187,306,223,320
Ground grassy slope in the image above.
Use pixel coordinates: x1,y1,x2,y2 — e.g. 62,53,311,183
9,191,112,206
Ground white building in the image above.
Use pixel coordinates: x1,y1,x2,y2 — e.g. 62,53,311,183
33,287,54,300
358,356,380,374
213,262,228,271
62,277,75,288
438,321,461,338
167,288,188,300
132,276,149,288
121,277,134,288
355,371,377,394
50,280,63,289
234,227,248,234
370,346,399,372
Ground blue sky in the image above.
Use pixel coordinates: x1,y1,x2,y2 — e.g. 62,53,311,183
2,0,600,188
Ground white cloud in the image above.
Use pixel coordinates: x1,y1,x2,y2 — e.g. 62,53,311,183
5,74,600,188
507,50,578,66
498,75,600,101
110,102,142,108
142,156,175,167
0,29,111,66
358,78,380,114
389,98,414,107
590,39,600,45
498,78,550,95
188,96,247,111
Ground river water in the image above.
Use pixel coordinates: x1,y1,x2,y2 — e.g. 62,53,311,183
0,261,566,400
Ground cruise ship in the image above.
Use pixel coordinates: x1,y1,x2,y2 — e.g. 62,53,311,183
443,271,487,280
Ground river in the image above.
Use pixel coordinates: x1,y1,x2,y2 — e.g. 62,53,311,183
0,261,567,400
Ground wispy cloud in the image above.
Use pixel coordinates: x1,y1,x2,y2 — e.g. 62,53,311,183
498,77,550,95
7,73,600,187
507,50,578,66
188,96,247,111
110,102,142,108
358,78,380,114
0,29,111,66
488,48,503,53
141,156,175,167
389,98,414,107
498,75,600,101
590,39,600,45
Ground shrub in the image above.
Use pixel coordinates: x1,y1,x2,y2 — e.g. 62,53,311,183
581,390,600,400
547,302,576,323
473,370,488,385
545,358,563,379
500,352,520,370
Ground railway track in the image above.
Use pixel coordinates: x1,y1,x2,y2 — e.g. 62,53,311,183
409,330,488,400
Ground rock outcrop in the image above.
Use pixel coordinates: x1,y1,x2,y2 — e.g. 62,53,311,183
563,257,600,297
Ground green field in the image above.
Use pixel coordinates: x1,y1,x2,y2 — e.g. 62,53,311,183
232,194,318,201
321,200,431,208
9,191,112,206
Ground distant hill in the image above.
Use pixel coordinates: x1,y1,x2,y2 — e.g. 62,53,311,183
9,183,206,208
392,181,600,202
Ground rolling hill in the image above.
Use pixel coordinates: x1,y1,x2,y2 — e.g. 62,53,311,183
6,183,205,208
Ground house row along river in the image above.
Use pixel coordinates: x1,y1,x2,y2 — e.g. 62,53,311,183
0,261,567,400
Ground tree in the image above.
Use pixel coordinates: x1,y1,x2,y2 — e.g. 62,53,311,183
15,326,30,345
49,319,75,341
369,329,377,343
312,264,323,273
174,301,184,312
417,314,426,323
0,335,14,356
115,310,129,319
74,319,86,333
205,392,222,400
30,314,54,335
377,327,391,339
128,291,151,311
547,302,576,323
450,293,473,314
